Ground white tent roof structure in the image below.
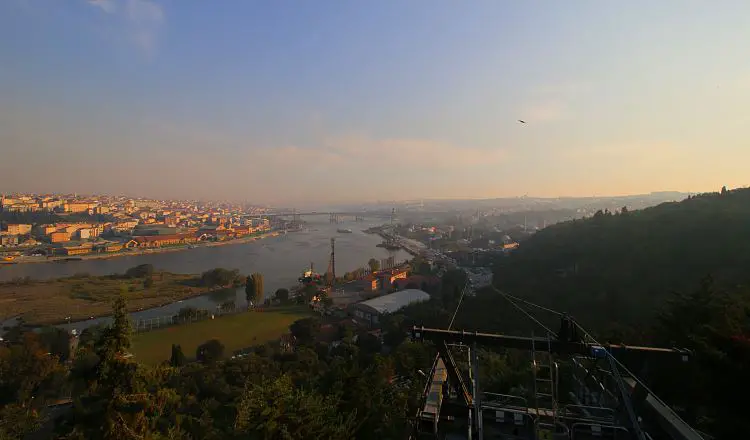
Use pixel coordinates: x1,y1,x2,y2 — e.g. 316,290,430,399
357,289,431,315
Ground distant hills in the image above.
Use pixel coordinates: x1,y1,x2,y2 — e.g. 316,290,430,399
493,187,750,334
416,192,690,211
337,192,690,213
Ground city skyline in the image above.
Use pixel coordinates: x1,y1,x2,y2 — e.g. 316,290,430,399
2,1,749,204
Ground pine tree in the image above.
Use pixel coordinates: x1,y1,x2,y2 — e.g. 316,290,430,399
169,344,186,367
65,293,149,439
95,293,132,370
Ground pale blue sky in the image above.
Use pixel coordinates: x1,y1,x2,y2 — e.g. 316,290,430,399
1,1,749,204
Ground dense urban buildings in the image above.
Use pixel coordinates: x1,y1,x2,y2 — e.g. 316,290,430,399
0,193,273,259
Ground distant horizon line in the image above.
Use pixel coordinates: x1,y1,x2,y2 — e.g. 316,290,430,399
0,188,713,207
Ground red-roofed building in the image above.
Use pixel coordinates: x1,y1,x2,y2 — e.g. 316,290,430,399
232,226,252,237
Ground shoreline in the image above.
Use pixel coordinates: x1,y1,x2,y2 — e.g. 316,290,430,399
0,274,237,328
41,286,234,328
2,230,283,266
1,227,406,330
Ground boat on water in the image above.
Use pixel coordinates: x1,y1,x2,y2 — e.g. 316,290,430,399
376,241,401,251
298,265,324,285
54,257,83,263
337,228,353,233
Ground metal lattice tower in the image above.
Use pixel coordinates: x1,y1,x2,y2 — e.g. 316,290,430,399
327,237,336,287
411,322,699,440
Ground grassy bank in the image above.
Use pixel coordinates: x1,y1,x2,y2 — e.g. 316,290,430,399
0,272,211,326
131,306,312,364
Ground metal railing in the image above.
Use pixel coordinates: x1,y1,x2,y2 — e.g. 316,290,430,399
482,392,528,409
131,305,255,333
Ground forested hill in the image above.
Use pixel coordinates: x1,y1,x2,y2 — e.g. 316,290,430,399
493,187,750,334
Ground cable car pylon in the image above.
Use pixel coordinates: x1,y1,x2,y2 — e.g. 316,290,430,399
410,287,703,440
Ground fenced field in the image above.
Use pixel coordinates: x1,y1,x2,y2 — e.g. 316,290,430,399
131,306,312,364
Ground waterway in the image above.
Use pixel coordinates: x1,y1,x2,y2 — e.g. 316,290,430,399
0,215,409,333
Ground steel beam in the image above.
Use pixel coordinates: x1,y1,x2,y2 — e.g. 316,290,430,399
412,327,691,361
436,341,473,407
622,378,705,440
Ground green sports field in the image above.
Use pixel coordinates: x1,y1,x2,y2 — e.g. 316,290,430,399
131,306,311,364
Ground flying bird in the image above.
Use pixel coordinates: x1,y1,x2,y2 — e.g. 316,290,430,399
518,119,526,124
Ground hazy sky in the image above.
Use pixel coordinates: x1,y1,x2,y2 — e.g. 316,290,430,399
1,1,749,205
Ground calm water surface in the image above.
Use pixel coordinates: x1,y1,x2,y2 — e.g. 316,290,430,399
0,216,408,332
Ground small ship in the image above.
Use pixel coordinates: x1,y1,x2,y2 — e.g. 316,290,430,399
376,241,401,251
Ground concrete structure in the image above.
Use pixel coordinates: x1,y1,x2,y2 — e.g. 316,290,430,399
132,225,178,236
378,268,408,288
251,218,270,229
5,224,32,235
63,202,96,213
360,274,381,292
1,201,39,212
93,242,123,253
357,268,410,293
41,199,63,210
107,220,139,234
37,224,58,235
352,289,431,326
50,231,71,243
0,235,19,246
54,242,93,256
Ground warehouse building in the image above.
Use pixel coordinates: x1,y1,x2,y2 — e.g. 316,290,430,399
352,289,431,326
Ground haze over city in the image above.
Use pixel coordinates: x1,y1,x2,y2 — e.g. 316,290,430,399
1,1,749,204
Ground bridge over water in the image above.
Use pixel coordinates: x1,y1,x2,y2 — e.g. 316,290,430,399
263,211,392,222
266,211,392,218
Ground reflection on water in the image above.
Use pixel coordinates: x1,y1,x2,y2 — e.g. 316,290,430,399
0,216,407,333
207,288,238,303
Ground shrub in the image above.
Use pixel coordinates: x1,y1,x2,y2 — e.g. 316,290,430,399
125,264,154,278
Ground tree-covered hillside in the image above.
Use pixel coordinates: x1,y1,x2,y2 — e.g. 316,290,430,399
493,187,750,335
484,188,750,437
